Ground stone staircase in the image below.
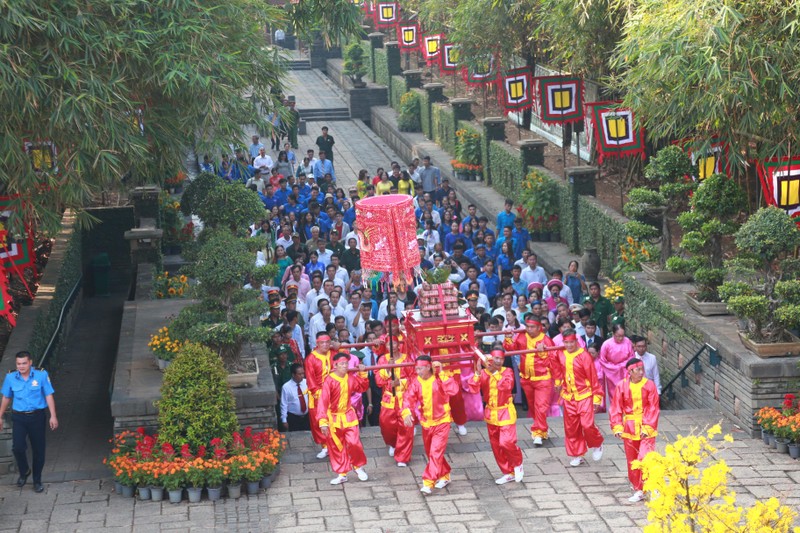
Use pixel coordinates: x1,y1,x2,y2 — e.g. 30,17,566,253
297,107,351,122
287,59,311,71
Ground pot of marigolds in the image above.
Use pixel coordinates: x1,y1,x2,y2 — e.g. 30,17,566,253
719,207,800,358
624,145,695,284
162,461,185,504
666,173,747,316
204,459,225,502
185,458,205,503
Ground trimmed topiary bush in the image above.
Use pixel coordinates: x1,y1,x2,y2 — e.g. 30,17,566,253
180,172,224,216
156,343,239,448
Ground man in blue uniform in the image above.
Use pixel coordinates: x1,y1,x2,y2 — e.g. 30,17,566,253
0,351,59,493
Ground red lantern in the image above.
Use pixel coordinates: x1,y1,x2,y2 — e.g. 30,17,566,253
355,194,420,278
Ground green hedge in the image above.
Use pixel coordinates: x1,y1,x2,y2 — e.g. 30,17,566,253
360,41,374,82
390,75,407,110
374,47,389,91
432,104,455,154
488,141,526,198
622,273,701,342
416,88,431,138
29,220,83,364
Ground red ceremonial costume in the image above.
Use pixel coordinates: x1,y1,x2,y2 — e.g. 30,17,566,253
467,367,523,476
375,353,416,464
554,347,605,457
609,376,660,491
401,369,459,488
304,348,332,447
504,331,556,438
317,371,370,475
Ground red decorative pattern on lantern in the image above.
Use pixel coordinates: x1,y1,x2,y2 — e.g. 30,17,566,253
355,195,420,276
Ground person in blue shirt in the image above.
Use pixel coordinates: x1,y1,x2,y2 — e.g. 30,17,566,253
0,351,58,493
200,154,215,174
444,222,469,254
260,186,280,211
496,241,516,278
496,199,516,232
342,200,356,227
478,260,501,302
512,218,530,259
465,244,489,270
305,250,325,277
510,265,528,297
477,216,494,238
312,151,336,182
495,226,518,257
273,179,290,207
283,194,302,218
483,234,498,262
249,135,265,161
296,173,312,199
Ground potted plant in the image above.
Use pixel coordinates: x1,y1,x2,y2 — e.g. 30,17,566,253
719,207,800,357
184,456,205,503
225,456,247,499
148,326,184,370
160,458,186,503
343,42,368,88
204,459,226,502
666,174,747,315
165,170,187,194
160,191,188,255
624,145,695,283
243,454,263,495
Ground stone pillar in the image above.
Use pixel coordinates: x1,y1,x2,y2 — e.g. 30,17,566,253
566,166,599,253
517,139,547,167
451,98,474,122
423,82,446,103
481,117,507,185
403,69,423,89
385,41,402,76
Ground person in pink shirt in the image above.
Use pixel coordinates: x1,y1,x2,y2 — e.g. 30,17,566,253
598,325,633,408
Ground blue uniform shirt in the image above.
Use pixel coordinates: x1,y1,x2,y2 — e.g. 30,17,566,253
1,368,54,411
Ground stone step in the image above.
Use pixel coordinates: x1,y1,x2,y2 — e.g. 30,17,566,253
287,60,311,70
298,107,351,121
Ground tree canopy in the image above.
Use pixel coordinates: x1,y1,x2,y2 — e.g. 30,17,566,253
0,0,286,234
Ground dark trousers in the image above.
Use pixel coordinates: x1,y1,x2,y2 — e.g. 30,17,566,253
12,409,47,483
287,412,310,432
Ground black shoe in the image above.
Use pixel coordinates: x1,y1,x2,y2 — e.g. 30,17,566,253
16,470,31,488
33,483,44,493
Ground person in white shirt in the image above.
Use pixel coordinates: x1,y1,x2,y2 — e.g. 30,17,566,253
492,293,515,326
329,289,347,319
324,265,347,291
514,250,530,269
420,220,440,255
308,302,334,350
253,147,274,172
542,271,575,305
377,291,406,322
280,364,310,431
246,171,267,194
275,225,293,249
316,242,333,267
520,254,548,286
305,276,325,315
631,335,662,395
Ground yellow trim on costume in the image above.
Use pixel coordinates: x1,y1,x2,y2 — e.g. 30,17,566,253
620,378,657,440
560,348,592,401
522,333,546,379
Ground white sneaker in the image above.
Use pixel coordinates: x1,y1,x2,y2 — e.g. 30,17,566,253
414,426,418,436
316,448,328,459
533,436,543,446
355,467,368,481
569,457,585,467
434,478,450,489
420,485,432,495
397,462,407,467
330,474,347,485
495,474,514,485
514,464,524,483
388,446,395,457
628,490,645,503
592,445,604,462
457,425,467,436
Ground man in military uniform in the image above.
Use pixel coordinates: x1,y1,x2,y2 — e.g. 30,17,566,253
0,351,59,493
610,296,625,331
587,282,613,337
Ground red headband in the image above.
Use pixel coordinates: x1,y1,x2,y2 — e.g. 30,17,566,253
490,350,505,359
317,335,331,342
562,334,577,341
628,359,644,370
415,359,432,367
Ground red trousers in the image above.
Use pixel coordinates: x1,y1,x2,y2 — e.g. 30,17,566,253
327,425,367,475
624,437,656,491
521,379,553,438
379,405,414,463
309,404,326,447
562,396,604,457
421,423,451,486
449,386,467,426
488,424,523,475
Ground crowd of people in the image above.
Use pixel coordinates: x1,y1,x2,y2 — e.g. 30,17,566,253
219,125,661,501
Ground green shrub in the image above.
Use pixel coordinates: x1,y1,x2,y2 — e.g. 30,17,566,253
195,183,265,234
180,172,224,216
343,42,368,82
156,343,238,448
397,91,421,132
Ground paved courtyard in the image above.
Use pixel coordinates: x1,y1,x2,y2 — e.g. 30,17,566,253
1,409,798,532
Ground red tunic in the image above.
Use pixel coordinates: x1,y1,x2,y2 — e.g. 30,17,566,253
554,347,603,405
304,349,332,409
504,331,556,381
609,377,660,440
401,371,460,427
466,368,517,426
316,371,369,474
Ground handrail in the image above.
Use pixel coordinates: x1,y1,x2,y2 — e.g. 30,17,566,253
662,342,719,403
38,274,83,368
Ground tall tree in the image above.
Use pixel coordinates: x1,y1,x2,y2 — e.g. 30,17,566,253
0,0,286,234
611,0,800,171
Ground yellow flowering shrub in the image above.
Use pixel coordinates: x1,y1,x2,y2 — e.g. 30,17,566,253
604,280,624,300
636,425,798,532
154,272,188,299
148,327,184,361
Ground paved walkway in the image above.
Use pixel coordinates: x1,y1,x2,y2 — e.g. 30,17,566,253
1,409,797,532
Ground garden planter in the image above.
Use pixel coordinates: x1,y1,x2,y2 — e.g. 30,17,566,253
187,487,203,503
456,171,469,181
114,481,123,494
789,443,800,460
150,486,164,501
207,486,223,502
738,332,800,358
581,247,601,282
768,434,777,448
762,429,773,445
168,488,183,503
531,231,541,241
641,262,691,284
551,232,561,243
540,232,551,242
121,485,135,498
246,480,261,495
156,358,172,371
685,293,730,316
776,438,790,454
226,357,260,388
260,476,272,489
137,486,151,501
226,482,242,499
